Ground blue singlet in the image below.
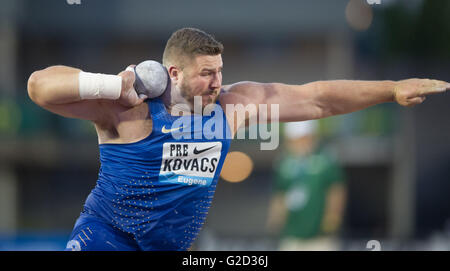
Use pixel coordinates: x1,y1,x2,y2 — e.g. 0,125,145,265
65,97,231,251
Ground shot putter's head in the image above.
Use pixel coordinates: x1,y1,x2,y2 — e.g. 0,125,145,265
162,27,224,71
133,60,169,99
161,28,224,109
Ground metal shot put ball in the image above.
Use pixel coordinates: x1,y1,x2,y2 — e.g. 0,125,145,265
133,60,169,98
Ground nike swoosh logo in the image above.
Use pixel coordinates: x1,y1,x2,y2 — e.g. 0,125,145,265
193,145,216,155
162,125,183,133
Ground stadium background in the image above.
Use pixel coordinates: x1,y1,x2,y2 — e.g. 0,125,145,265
0,0,449,250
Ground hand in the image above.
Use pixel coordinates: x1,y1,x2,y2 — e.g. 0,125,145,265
393,79,450,107
117,65,148,107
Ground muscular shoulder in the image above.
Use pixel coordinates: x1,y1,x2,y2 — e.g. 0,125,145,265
219,81,267,106
218,82,271,134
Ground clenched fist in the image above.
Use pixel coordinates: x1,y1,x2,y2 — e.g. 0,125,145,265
393,79,450,107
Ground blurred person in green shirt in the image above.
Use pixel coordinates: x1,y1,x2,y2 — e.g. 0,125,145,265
267,120,346,251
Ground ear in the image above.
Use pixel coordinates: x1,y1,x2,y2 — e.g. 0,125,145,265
168,65,180,82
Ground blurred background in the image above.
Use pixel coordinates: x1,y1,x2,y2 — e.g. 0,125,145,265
0,0,449,250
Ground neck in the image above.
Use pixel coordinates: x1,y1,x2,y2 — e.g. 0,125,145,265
160,79,193,116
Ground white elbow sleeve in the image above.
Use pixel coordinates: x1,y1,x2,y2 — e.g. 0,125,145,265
78,71,122,100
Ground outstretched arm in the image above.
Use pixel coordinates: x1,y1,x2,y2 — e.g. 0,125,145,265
221,79,449,130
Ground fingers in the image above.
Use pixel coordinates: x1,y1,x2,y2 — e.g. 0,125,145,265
395,78,447,107
130,88,147,104
445,81,450,91
138,94,148,100
125,65,136,73
118,67,137,89
133,94,148,106
420,80,450,95
431,80,449,92
118,65,136,76
406,96,426,107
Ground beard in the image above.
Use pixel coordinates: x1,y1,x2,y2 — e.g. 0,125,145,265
179,80,219,110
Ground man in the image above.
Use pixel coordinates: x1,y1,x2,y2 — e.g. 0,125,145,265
267,120,346,251
27,27,449,251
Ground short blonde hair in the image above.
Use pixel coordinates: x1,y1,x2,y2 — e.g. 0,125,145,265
162,28,224,69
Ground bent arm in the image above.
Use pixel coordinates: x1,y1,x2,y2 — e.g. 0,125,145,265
28,65,83,106
27,65,111,123
27,65,143,124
